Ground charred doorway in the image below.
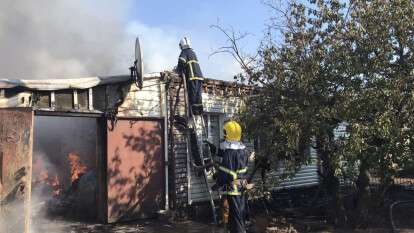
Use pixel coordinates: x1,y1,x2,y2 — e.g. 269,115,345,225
31,115,99,222
1,111,166,229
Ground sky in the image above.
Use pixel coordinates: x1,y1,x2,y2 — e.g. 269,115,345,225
0,0,273,81
128,0,272,80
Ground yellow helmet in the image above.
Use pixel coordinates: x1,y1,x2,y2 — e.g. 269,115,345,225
223,120,242,141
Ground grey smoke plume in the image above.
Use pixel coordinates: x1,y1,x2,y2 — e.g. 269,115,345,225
0,1,241,81
0,0,135,79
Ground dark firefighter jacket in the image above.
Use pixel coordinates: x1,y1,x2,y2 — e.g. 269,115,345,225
176,48,204,115
216,141,248,195
177,48,204,81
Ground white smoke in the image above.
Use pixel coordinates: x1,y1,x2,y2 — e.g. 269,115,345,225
125,21,179,74
0,0,134,79
0,1,240,80
125,21,242,80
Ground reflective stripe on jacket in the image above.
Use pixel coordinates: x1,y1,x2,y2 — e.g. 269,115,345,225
216,141,248,196
177,48,204,81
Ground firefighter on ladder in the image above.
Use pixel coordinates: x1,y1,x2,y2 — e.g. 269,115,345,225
211,120,249,233
176,37,204,116
175,36,206,168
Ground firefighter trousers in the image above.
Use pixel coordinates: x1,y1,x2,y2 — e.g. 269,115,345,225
187,80,203,115
227,194,246,233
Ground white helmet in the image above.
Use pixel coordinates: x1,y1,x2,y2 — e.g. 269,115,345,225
179,37,191,50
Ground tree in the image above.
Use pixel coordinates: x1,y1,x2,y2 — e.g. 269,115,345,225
215,0,414,227
239,0,351,224
336,0,414,225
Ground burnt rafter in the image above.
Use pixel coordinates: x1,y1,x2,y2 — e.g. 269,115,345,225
162,71,256,98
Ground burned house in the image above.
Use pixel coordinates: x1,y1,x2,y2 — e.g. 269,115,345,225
0,71,319,232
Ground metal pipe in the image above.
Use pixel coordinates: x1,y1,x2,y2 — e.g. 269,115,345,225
88,88,93,110
161,80,169,210
390,199,414,232
182,75,192,206
50,91,56,109
73,89,79,109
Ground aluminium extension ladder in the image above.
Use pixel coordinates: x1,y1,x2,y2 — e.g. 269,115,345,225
182,74,218,224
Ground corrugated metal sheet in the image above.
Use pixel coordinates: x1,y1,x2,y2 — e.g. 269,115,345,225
190,148,319,203
259,148,319,191
189,173,219,203
334,122,348,139
0,75,131,90
174,139,189,203
168,80,189,207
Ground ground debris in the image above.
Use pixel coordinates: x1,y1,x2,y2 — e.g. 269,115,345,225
31,218,225,233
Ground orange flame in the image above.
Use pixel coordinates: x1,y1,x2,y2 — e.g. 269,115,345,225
67,152,87,183
33,156,62,196
50,175,61,196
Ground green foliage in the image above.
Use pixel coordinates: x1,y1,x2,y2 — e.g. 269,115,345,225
338,0,414,194
241,0,350,177
234,0,414,225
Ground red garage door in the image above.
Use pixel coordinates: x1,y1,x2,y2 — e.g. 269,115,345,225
0,108,33,233
106,119,164,223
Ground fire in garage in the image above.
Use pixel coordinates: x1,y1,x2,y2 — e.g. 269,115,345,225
0,73,168,233
0,70,256,233
31,116,99,221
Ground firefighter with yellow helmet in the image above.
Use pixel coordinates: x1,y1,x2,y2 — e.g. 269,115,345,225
212,120,248,233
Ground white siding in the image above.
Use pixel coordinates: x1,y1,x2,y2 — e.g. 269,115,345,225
168,79,191,206
251,148,319,191
202,93,243,117
117,78,164,117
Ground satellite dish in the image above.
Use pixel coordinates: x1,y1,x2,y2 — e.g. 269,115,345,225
130,36,143,89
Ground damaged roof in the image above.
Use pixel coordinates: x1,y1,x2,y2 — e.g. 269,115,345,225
0,75,133,90
0,71,252,92
0,73,164,91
